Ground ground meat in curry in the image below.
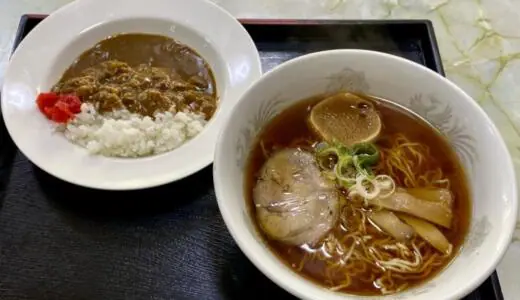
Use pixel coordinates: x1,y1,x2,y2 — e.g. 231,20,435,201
53,60,216,118
51,33,217,119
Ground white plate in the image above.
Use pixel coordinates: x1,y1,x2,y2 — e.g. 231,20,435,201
1,0,262,190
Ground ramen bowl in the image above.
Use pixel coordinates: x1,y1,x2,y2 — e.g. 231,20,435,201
214,50,517,299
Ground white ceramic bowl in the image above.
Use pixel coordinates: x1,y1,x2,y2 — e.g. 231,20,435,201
1,0,262,190
214,50,517,300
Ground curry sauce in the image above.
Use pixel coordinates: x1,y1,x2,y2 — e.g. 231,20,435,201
52,33,217,119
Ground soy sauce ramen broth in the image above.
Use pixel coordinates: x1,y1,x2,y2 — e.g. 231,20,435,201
244,93,470,296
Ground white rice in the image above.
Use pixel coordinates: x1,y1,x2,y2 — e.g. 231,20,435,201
60,103,207,157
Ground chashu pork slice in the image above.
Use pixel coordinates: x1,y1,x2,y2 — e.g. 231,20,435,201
253,148,340,246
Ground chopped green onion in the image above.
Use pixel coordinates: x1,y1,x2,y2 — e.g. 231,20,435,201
315,141,380,189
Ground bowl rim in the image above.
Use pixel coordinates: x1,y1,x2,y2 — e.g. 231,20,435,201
214,49,518,299
1,0,262,190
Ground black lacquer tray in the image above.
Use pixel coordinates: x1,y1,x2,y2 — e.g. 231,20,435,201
0,15,503,300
